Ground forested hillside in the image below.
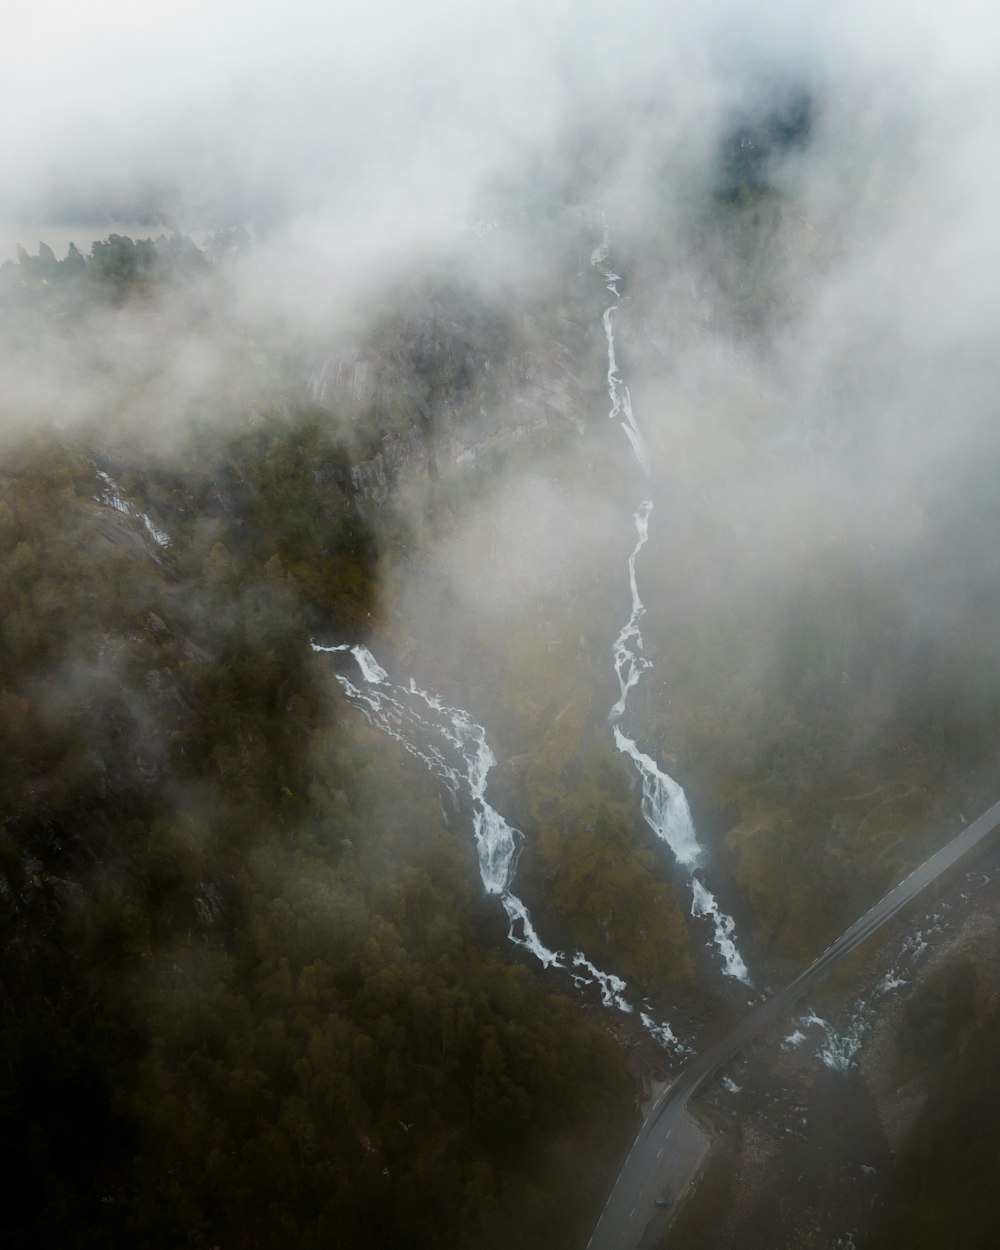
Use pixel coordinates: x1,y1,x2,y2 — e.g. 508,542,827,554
4,16,1000,1240
0,236,634,1249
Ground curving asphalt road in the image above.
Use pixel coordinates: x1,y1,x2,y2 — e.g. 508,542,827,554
587,797,1000,1250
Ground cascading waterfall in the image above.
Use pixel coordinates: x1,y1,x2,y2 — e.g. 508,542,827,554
591,228,652,476
306,217,754,1042
95,468,172,549
313,642,685,1050
785,904,959,1072
593,224,751,985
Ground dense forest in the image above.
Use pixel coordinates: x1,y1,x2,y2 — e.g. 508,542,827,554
7,4,1000,1247
3,133,1000,1248
0,235,637,1249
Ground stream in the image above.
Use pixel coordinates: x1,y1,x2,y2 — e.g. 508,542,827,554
592,223,750,986
312,641,683,1050
311,219,754,1054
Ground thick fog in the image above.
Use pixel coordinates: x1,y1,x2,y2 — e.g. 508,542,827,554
8,10,1000,1249
5,0,1000,741
2,3,996,405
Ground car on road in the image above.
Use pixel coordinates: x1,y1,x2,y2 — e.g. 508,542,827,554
654,1197,674,1208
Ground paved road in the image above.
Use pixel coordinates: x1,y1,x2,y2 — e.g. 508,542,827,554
587,798,1000,1250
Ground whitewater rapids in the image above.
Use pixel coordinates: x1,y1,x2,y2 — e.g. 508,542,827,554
594,228,751,986
313,642,685,1049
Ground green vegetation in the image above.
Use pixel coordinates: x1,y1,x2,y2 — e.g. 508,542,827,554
871,987,1000,1250
892,955,979,1077
640,538,1000,960
654,1142,739,1250
521,702,692,989
0,410,632,1249
6,206,1000,1250
1,232,210,308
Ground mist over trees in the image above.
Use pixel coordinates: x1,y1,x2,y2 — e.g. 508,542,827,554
2,3,1000,1248
0,339,631,1249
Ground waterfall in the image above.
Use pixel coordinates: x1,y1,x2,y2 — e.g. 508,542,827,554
593,228,751,986
313,642,685,1048
95,468,171,549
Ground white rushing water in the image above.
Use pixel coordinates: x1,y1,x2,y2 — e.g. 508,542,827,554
608,498,650,720
591,227,652,476
690,877,750,983
95,469,171,549
313,642,685,1049
791,908,952,1072
639,1010,681,1051
306,219,758,1043
798,1010,868,1074
612,725,701,867
594,227,750,985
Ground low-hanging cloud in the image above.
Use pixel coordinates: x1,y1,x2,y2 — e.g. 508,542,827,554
4,0,1000,660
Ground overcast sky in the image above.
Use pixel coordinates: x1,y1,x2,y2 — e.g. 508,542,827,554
2,1,995,238
1,0,999,789
4,0,1000,498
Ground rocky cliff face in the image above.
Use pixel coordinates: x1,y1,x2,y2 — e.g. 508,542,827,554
315,422,428,505
304,267,600,505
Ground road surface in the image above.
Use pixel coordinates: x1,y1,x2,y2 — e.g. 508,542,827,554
587,798,1000,1250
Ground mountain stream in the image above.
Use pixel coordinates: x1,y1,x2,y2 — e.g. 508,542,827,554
311,220,758,1055
312,642,684,1051
592,225,751,985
